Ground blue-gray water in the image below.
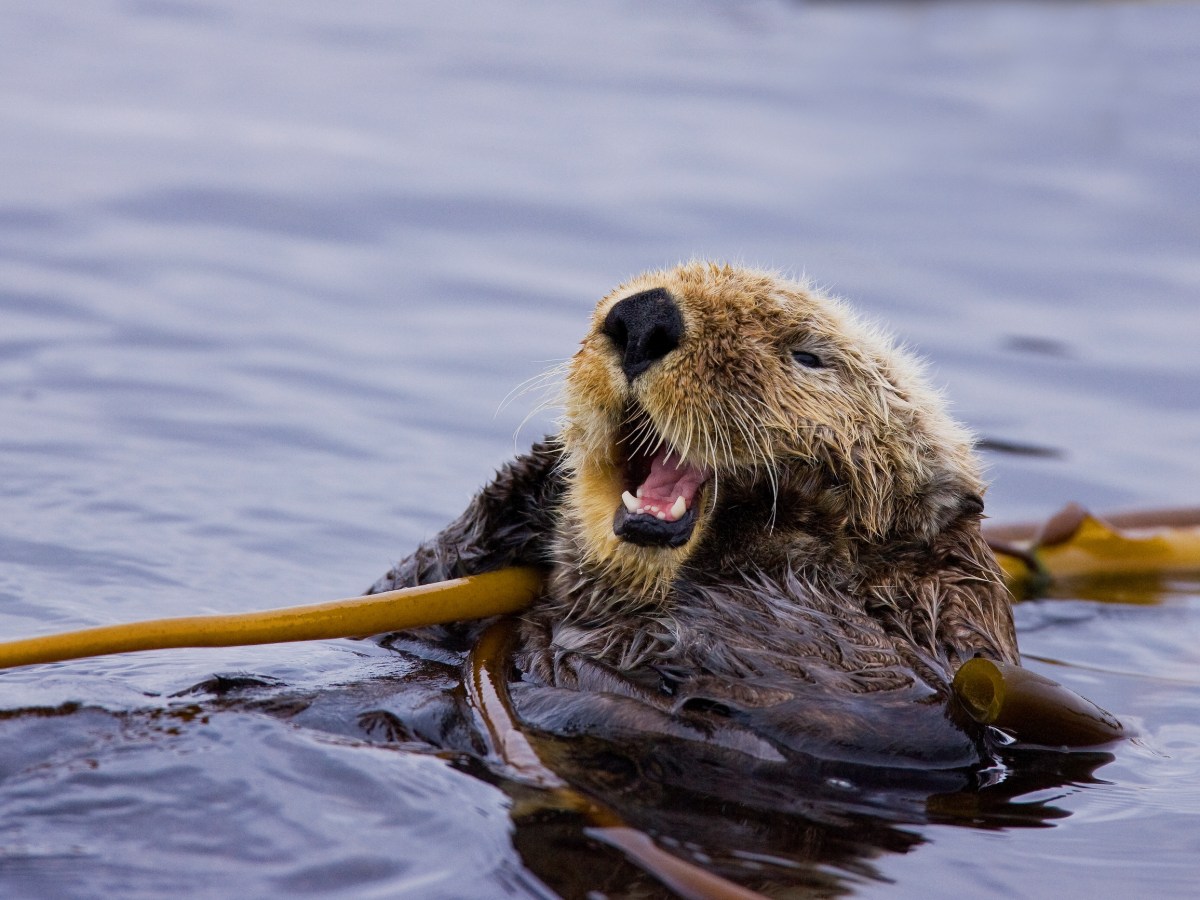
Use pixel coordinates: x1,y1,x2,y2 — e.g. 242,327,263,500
1,1,1198,896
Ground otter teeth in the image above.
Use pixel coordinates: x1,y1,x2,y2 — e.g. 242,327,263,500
620,491,689,522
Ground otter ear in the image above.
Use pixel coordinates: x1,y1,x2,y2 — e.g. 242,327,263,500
918,480,986,538
959,493,985,518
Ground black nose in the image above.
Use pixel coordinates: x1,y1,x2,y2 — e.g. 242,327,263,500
602,288,684,381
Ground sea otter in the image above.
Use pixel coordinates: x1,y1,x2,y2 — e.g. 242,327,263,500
369,262,1018,769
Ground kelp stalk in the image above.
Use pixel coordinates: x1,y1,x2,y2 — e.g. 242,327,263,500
0,568,542,671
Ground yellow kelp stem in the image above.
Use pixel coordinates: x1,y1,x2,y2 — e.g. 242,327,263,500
0,568,543,671
3,505,1196,672
953,657,1125,747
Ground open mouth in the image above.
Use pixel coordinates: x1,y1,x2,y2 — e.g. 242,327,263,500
611,413,712,548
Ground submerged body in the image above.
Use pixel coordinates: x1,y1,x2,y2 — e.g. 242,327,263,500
371,263,1018,768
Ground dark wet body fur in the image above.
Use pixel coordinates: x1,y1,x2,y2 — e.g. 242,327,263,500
368,439,1007,771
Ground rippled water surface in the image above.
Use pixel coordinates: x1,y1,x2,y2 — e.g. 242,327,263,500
2,1,1198,896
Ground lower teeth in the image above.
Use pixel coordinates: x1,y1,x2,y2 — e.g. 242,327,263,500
620,492,688,522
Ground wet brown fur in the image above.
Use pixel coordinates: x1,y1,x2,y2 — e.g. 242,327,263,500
371,262,1018,762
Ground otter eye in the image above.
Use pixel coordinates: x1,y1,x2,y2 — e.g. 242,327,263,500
791,350,823,368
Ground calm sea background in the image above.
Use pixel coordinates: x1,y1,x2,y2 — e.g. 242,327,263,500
1,1,1198,896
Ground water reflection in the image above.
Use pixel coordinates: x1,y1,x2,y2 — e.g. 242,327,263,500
511,737,1113,895
1037,572,1200,607
0,669,1118,898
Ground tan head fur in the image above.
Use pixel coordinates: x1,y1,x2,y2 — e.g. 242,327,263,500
557,261,986,600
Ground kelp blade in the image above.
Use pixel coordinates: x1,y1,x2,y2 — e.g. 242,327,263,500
953,657,1124,747
0,567,542,671
987,505,1200,595
1037,513,1200,581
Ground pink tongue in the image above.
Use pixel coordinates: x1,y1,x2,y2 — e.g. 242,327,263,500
638,448,709,508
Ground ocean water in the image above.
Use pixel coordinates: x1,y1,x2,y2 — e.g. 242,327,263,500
1,1,1198,896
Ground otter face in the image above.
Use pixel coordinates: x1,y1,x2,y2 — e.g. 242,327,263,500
560,262,983,596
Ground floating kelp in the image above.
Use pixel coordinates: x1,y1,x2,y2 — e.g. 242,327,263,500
952,657,1124,747
0,568,541,671
986,504,1200,598
4,506,1196,672
6,504,1193,770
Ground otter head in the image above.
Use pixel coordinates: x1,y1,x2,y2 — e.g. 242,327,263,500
559,262,985,598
